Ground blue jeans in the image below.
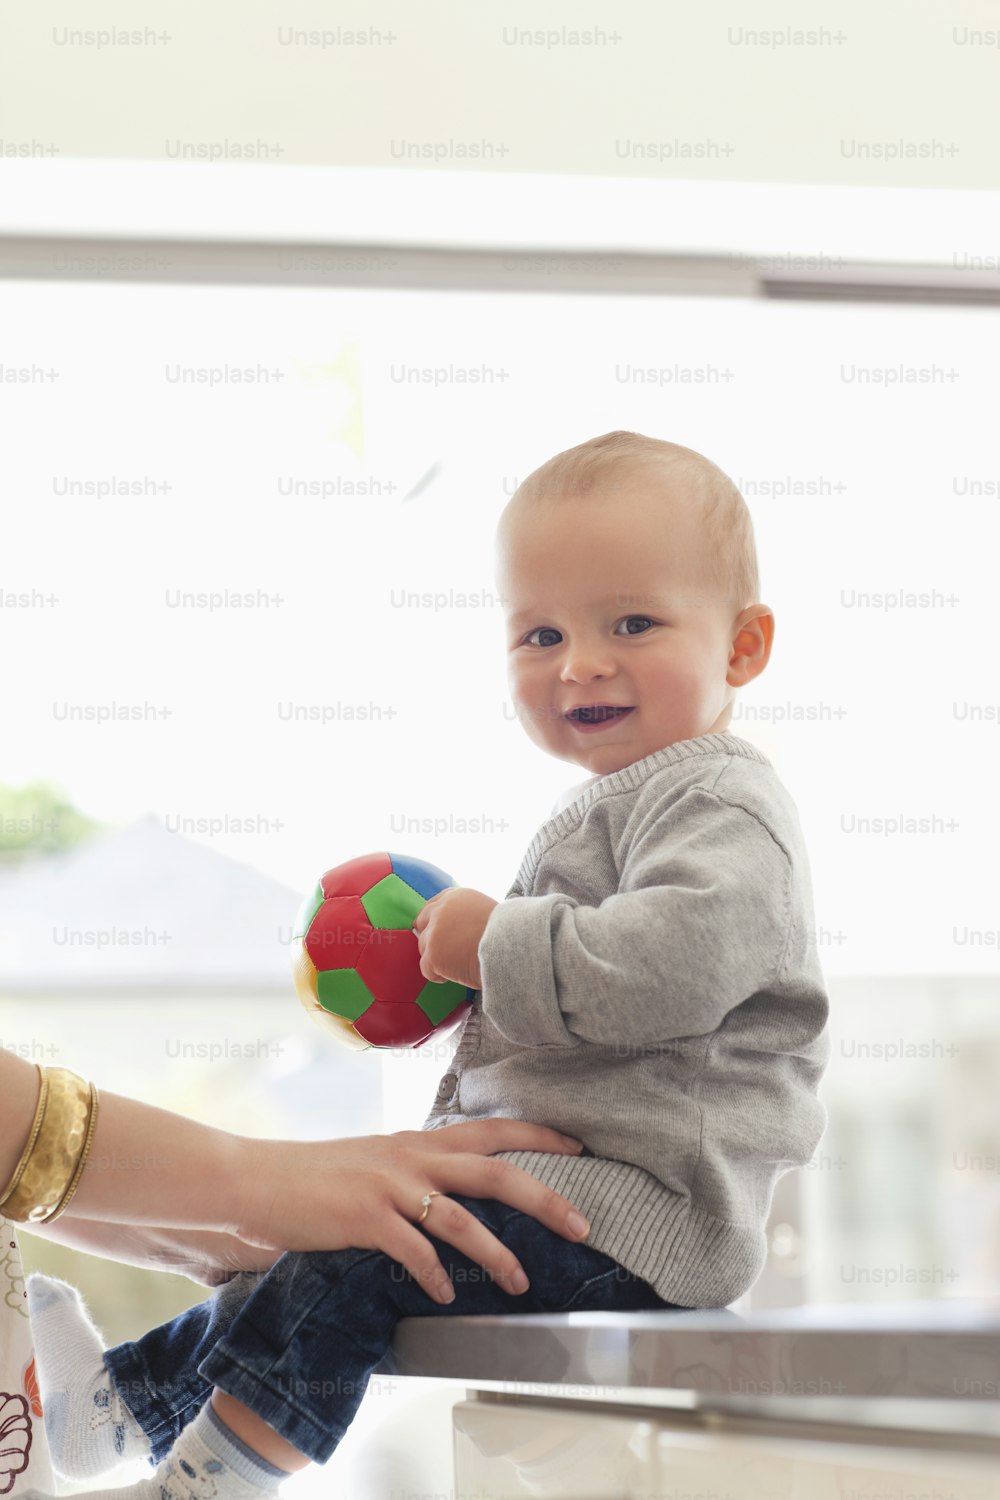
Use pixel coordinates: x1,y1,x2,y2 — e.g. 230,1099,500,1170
104,1192,689,1467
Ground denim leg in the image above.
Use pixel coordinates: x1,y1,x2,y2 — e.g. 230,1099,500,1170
196,1194,687,1467
103,1271,263,1463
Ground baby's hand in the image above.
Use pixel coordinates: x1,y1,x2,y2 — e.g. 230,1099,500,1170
412,886,498,990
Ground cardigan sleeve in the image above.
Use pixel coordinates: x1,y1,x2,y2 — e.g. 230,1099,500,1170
478,785,792,1048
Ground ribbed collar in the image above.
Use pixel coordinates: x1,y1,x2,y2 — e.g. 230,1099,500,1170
514,731,771,894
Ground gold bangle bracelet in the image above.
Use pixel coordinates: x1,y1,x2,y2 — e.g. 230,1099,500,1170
48,1081,100,1222
0,1064,49,1210
0,1067,96,1225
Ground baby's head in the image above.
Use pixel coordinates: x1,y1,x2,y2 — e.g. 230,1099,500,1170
494,430,774,774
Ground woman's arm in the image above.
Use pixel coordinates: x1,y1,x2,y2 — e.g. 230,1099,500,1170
1,1049,592,1304
1,1050,252,1233
23,1213,281,1286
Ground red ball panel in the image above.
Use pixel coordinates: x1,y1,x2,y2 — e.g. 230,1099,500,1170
321,853,393,900
304,894,372,973
354,999,436,1047
356,926,425,1004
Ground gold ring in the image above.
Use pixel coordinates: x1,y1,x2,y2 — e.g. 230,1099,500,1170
416,1190,441,1225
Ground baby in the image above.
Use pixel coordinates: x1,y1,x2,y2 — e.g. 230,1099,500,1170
24,430,830,1499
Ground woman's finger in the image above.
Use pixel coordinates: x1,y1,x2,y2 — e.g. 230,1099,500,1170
375,1216,462,1305
408,1118,584,1158
428,1152,590,1244
387,1191,529,1303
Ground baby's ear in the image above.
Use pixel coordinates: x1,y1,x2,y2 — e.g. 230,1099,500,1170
729,608,774,685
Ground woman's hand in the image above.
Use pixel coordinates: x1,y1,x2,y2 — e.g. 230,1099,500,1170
238,1118,591,1305
412,886,498,989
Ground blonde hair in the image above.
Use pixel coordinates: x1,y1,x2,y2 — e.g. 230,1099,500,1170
502,430,761,617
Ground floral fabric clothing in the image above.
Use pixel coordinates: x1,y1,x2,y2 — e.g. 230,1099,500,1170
0,1219,53,1496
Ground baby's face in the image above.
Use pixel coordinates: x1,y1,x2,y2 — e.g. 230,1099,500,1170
497,476,747,775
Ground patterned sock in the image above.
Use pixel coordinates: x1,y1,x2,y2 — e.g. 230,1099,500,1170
19,1398,292,1499
26,1272,150,1478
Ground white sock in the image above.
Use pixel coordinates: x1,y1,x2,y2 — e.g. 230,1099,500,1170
26,1272,150,1478
21,1398,292,1500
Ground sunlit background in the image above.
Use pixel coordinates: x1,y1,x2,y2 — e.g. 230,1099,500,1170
2,3,1000,1492
6,247,1000,1328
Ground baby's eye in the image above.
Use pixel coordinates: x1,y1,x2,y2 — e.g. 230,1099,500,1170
615,616,655,636
523,626,562,648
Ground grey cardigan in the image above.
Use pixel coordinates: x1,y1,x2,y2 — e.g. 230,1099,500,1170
421,731,830,1308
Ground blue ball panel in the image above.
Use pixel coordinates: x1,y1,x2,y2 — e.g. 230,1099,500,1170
387,852,456,902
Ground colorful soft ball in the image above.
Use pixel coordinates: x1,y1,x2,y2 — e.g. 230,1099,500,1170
290,851,475,1050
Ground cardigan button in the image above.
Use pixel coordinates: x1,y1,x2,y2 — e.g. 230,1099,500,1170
436,1072,458,1101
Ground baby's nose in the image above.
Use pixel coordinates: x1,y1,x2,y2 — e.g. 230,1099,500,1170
560,645,616,679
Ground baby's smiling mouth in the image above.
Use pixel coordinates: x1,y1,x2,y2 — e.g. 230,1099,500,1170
564,704,635,724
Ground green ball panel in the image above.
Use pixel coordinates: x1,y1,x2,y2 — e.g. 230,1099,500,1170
316,967,376,1022
293,881,325,940
362,873,425,929
416,978,468,1025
